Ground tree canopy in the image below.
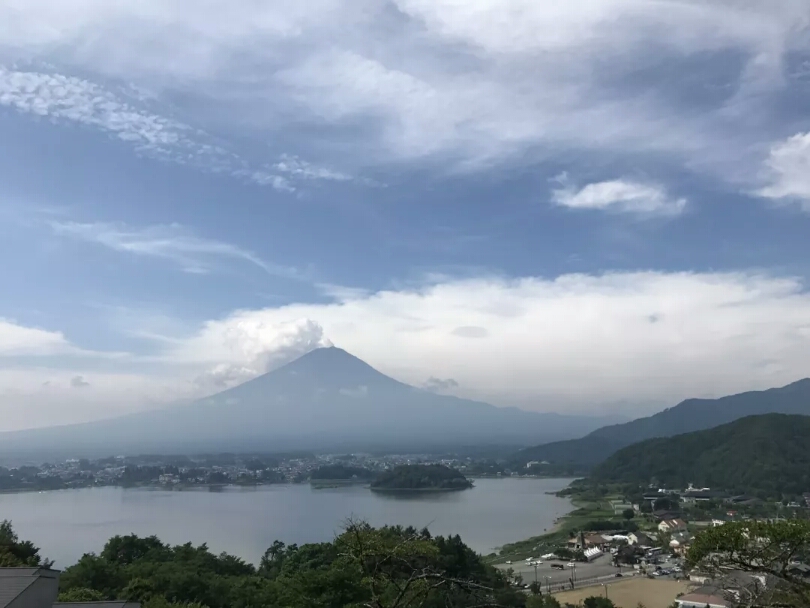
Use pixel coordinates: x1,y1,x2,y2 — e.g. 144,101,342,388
54,519,524,608
370,464,473,492
0,520,52,568
687,520,810,607
591,414,810,498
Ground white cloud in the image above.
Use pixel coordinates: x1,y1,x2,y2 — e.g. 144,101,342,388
0,67,348,192
756,132,810,210
552,179,686,216
4,270,810,426
0,367,189,431
50,221,296,277
181,318,331,390
0,1,806,171
168,271,810,412
0,319,72,356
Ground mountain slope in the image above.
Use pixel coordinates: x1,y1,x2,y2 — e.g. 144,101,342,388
514,378,810,469
0,347,618,458
591,414,810,498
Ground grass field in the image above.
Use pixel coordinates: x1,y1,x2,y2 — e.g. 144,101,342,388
552,578,692,608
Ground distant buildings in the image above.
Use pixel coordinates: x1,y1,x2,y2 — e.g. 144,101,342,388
658,518,687,533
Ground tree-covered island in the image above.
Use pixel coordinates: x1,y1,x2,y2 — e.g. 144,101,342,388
370,464,474,492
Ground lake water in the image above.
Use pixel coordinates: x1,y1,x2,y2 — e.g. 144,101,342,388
0,477,574,569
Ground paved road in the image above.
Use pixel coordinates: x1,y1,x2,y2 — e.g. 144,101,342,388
497,554,630,588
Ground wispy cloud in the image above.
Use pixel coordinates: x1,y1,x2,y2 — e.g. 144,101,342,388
0,67,360,193
1,1,806,176
0,67,192,155
50,221,297,277
756,132,810,211
273,155,353,182
552,178,686,216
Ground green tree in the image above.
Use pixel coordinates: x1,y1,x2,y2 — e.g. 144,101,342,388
56,588,105,602
583,597,614,608
0,520,52,567
688,520,810,607
529,581,541,595
526,595,561,608
622,509,635,520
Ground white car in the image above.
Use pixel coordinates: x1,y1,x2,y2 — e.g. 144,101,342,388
505,560,512,564
567,562,576,567
525,557,535,562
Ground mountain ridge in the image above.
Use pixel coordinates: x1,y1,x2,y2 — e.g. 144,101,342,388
590,413,810,498
514,377,810,469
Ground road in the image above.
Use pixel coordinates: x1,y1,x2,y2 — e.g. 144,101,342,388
497,554,630,590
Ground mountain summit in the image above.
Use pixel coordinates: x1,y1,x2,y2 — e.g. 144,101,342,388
0,347,617,458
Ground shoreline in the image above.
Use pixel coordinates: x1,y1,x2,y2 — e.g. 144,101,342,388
369,485,473,494
488,492,589,564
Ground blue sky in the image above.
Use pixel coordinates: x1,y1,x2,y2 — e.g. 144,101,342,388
2,0,810,430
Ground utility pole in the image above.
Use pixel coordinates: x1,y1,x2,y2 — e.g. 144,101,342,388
533,563,538,585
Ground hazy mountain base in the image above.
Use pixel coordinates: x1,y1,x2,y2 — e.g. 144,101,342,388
0,347,620,460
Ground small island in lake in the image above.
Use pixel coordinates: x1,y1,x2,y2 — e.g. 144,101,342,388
370,464,474,493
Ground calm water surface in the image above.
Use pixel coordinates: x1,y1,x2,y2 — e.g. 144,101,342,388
0,477,574,568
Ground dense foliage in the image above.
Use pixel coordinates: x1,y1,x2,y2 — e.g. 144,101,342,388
591,414,810,498
54,519,525,608
514,378,810,469
310,464,375,481
0,519,52,567
687,520,810,607
370,464,473,492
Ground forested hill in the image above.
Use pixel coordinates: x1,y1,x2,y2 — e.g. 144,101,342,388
591,414,810,498
513,378,810,470
370,464,473,492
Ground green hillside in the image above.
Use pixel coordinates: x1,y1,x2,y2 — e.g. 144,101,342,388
513,378,810,470
591,414,810,498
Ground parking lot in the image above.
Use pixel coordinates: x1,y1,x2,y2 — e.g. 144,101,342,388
498,554,628,590
498,553,686,592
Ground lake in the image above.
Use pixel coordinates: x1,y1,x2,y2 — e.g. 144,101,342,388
0,477,575,569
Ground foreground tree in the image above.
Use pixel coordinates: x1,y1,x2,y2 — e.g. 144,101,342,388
56,588,105,602
335,519,523,608
0,520,52,567
53,517,524,608
687,520,810,607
